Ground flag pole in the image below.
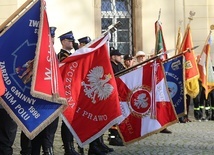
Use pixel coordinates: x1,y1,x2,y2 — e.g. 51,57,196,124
175,20,183,55
198,25,214,63
84,21,122,48
0,0,35,31
157,8,161,21
187,11,195,25
178,11,196,53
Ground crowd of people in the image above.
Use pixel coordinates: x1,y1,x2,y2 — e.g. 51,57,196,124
1,26,213,155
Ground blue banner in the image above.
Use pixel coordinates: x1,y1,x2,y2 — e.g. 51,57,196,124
0,0,65,139
163,55,186,117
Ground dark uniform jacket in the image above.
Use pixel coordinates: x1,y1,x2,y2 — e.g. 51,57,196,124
57,49,71,62
111,61,126,74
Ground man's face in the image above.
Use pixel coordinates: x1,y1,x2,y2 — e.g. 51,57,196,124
124,59,134,68
114,55,122,63
62,39,74,51
136,55,145,63
111,55,122,63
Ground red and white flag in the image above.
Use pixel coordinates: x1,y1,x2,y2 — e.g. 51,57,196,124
116,59,177,145
31,2,67,105
198,33,214,99
60,33,123,147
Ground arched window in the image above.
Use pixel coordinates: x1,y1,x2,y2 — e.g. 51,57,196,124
101,0,133,55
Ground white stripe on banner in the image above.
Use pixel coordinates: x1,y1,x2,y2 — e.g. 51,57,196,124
119,67,143,90
141,116,161,136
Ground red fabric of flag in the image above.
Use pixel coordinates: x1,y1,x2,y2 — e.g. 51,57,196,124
31,5,66,105
60,34,122,146
116,60,177,145
179,25,199,98
198,34,214,99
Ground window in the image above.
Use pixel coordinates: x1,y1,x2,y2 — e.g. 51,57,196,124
101,0,133,55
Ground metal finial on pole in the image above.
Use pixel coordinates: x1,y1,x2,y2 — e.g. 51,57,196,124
209,25,214,35
107,21,122,33
210,25,214,31
158,8,161,21
188,11,195,24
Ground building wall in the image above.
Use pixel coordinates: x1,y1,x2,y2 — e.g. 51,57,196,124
142,0,178,57
0,0,97,52
0,0,213,55
184,0,209,56
46,0,97,52
0,0,19,24
141,0,214,57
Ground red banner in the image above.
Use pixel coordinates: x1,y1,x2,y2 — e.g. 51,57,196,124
31,3,66,105
179,25,199,98
198,34,214,99
116,60,177,145
60,34,123,147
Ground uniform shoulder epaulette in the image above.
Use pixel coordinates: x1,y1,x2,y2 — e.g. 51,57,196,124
58,50,71,62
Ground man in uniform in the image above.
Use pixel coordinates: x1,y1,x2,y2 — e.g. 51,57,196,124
78,36,91,49
108,47,125,146
110,47,126,73
0,106,17,155
58,31,80,155
20,27,59,155
39,27,60,155
76,36,114,155
57,31,75,61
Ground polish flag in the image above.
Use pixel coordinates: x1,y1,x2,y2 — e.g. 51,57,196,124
116,59,178,144
60,33,123,147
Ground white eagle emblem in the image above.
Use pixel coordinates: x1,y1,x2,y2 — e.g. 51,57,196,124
134,93,148,109
82,66,114,104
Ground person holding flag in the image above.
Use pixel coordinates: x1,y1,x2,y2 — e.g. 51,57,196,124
58,31,80,155
179,12,200,122
20,26,60,155
0,27,17,155
154,10,168,61
209,89,214,120
76,36,115,155
197,27,214,121
153,11,172,134
32,26,60,155
108,47,125,146
0,105,17,155
78,36,91,49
